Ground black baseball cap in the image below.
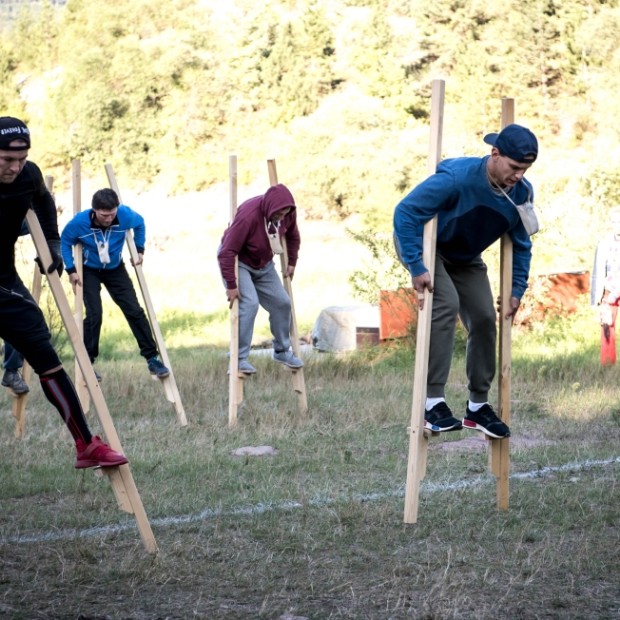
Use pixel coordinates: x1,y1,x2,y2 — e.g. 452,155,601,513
0,117,31,150
483,123,538,163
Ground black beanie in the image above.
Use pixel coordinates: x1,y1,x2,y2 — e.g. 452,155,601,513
0,117,31,150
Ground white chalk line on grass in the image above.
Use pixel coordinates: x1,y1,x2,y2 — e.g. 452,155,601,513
3,456,619,546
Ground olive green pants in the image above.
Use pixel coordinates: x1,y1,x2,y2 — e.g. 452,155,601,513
427,254,496,405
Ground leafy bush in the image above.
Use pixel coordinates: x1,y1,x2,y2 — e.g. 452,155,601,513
347,229,409,303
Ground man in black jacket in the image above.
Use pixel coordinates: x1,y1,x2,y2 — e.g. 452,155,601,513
0,116,127,468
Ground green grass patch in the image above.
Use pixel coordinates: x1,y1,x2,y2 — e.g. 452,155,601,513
1,291,619,619
3,20,618,608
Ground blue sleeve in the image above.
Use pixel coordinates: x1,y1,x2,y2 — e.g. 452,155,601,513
508,222,533,299
508,181,534,299
510,238,532,299
393,169,456,276
126,206,146,252
60,217,79,272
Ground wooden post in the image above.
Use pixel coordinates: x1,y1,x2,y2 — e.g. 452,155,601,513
11,177,50,437
403,79,445,524
25,209,158,554
71,160,90,412
490,98,514,510
228,155,244,429
11,267,40,438
104,164,188,427
266,158,308,415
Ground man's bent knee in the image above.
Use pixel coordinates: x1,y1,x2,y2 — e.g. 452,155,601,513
40,364,63,376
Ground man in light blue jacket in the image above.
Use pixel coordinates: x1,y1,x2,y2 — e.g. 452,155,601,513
61,188,169,379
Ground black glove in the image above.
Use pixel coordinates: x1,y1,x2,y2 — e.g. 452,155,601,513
35,240,64,276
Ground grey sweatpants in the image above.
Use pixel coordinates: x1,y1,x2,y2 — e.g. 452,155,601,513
238,261,292,360
427,254,496,404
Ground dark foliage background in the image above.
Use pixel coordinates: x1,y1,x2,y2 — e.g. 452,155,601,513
2,0,620,282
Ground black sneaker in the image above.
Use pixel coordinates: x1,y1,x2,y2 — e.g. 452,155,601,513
147,356,170,378
424,401,463,432
463,403,510,439
2,369,29,394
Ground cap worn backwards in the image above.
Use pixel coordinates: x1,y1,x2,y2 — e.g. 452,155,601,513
0,117,31,151
483,123,537,163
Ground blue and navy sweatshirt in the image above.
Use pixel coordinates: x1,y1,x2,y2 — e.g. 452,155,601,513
61,205,145,273
393,156,533,299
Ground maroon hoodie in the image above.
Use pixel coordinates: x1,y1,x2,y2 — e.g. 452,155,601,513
218,184,300,289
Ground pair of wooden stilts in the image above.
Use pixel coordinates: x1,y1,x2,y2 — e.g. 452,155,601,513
13,155,305,552
227,156,308,429
12,162,189,554
10,82,516,552
403,81,515,523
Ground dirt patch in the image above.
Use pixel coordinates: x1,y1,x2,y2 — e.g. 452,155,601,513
432,432,553,452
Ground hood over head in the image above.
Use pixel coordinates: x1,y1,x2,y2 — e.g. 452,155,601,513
262,184,296,220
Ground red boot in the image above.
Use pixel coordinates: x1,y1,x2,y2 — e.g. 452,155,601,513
600,321,616,365
75,436,128,468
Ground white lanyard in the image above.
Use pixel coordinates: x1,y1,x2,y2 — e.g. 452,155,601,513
95,228,112,264
264,218,284,255
497,185,539,236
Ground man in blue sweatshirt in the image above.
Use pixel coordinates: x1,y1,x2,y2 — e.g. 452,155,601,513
393,124,539,439
61,188,169,380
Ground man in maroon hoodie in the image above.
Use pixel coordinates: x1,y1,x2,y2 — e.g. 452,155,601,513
218,184,303,374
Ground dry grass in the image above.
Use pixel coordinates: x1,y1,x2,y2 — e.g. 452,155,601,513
2,193,619,619
1,336,619,620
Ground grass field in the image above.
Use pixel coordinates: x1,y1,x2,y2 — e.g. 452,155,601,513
1,300,619,619
1,191,619,619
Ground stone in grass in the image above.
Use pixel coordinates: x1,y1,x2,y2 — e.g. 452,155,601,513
231,445,278,457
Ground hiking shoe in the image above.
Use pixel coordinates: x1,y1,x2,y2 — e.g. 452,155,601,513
147,356,170,378
273,350,304,369
75,436,128,468
424,401,463,432
238,360,257,375
463,403,510,439
2,369,29,394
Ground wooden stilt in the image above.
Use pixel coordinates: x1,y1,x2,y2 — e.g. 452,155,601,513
11,267,41,438
266,158,308,415
104,164,187,427
70,160,90,412
403,79,445,524
11,176,51,437
11,267,40,438
25,209,158,554
228,154,245,429
491,98,514,510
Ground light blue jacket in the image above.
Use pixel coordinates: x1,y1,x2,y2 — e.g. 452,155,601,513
61,205,146,273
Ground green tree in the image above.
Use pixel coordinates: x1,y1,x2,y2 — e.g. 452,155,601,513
0,41,22,113
234,1,336,125
37,0,234,186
